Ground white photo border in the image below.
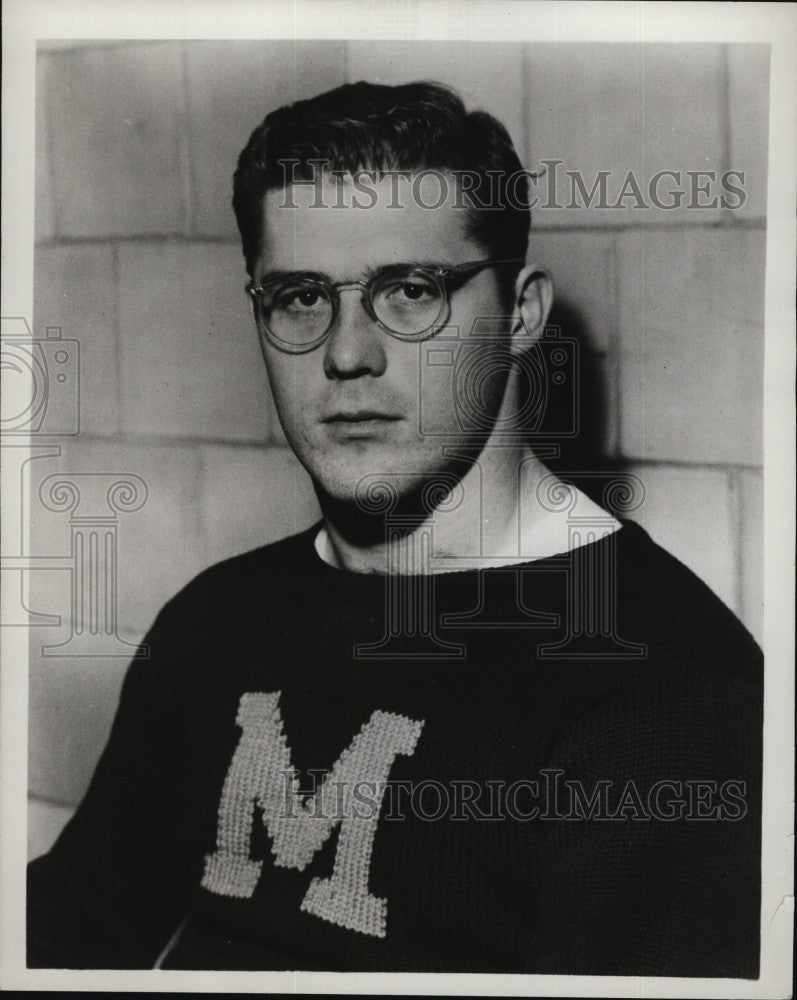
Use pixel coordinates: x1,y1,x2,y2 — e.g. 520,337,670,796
1,1,794,996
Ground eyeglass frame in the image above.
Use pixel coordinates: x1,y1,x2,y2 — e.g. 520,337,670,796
246,257,525,354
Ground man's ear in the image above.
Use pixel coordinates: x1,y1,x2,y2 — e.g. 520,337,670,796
510,264,554,354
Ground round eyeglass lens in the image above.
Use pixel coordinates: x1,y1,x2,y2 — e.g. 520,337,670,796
265,281,334,347
371,269,445,335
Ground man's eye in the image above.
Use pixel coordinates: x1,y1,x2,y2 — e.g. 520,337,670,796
383,279,438,303
276,287,324,310
401,282,432,301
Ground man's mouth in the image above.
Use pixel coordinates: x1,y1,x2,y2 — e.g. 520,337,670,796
322,411,403,423
321,410,405,439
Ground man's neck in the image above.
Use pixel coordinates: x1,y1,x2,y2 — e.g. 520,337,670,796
317,440,611,574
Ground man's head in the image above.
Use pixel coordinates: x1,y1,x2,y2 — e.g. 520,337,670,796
233,81,553,515
233,81,531,286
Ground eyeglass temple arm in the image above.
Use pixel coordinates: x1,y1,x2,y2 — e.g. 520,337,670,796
445,257,526,277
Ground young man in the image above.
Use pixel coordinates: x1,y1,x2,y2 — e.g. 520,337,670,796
27,81,763,976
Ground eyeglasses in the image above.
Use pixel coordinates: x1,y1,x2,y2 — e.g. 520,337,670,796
247,258,524,354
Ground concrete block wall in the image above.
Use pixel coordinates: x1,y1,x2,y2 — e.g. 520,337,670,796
27,40,768,857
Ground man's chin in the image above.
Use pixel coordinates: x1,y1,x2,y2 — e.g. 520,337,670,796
312,471,424,514
311,460,471,527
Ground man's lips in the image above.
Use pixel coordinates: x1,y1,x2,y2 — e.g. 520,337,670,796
321,411,403,423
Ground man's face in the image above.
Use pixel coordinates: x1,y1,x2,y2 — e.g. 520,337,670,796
253,174,515,507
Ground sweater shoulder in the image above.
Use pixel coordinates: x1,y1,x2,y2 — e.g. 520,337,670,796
615,518,744,619
154,523,321,622
610,519,762,680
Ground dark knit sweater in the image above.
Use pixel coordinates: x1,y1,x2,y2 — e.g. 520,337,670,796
27,520,763,976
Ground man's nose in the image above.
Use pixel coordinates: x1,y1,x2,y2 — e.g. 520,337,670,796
322,288,388,379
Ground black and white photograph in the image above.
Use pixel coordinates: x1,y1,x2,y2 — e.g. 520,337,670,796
1,0,794,994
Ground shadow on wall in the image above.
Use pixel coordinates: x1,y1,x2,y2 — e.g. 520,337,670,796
521,298,624,509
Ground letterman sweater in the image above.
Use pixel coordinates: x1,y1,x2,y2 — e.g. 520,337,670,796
27,520,763,976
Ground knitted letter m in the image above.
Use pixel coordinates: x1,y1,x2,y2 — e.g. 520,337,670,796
202,691,424,938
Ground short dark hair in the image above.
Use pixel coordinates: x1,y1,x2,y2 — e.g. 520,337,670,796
233,80,530,281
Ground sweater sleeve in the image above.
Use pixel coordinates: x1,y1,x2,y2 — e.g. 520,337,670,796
523,660,763,978
27,606,203,969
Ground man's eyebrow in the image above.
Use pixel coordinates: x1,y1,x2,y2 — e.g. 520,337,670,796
257,268,331,283
259,260,454,284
